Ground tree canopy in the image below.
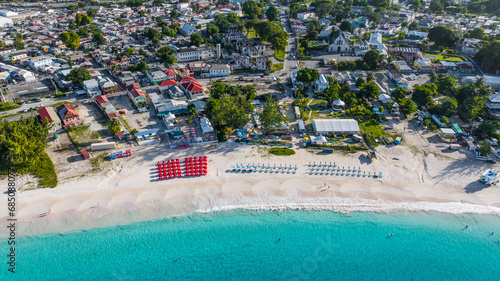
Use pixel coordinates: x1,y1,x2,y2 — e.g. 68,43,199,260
412,84,438,107
363,50,381,70
340,21,354,33
359,81,380,99
260,96,285,132
428,25,461,47
207,83,256,128
190,33,203,47
59,31,80,50
266,6,279,21
157,46,177,65
242,1,262,19
296,68,320,84
474,40,500,74
67,67,92,86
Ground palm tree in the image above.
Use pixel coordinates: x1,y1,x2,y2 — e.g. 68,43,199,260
366,71,374,82
429,72,438,83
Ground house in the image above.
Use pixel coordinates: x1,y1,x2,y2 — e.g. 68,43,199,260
373,28,393,36
134,129,160,145
457,62,475,74
164,68,177,80
200,117,214,134
99,77,118,95
83,78,101,97
319,26,334,38
297,12,315,20
314,74,329,93
29,56,55,69
345,17,370,28
126,84,147,112
369,33,388,57
57,104,81,127
181,79,204,100
179,23,196,36
95,95,119,119
253,57,268,71
461,38,481,56
158,79,178,93
389,47,422,61
210,64,230,77
147,69,167,85
328,30,351,53
414,58,433,72
38,106,62,133
9,50,27,61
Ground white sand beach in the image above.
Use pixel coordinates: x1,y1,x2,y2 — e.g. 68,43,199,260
2,138,500,237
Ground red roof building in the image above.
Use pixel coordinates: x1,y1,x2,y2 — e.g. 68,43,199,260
164,69,177,80
57,104,81,127
181,80,204,99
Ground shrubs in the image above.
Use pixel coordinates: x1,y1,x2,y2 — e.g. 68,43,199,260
269,147,296,156
0,101,20,112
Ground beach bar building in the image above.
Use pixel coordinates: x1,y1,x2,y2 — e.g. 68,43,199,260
134,129,160,146
312,119,360,135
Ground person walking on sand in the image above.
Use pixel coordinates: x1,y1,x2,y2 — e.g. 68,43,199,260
47,209,51,215
328,186,330,189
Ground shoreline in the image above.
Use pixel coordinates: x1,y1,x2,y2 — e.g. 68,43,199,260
3,189,500,239
2,141,500,237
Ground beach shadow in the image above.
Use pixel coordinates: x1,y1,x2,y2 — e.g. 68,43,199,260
464,181,490,193
358,155,371,165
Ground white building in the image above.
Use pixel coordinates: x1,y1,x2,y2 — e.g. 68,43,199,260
0,17,13,27
173,47,214,62
83,79,101,97
0,10,18,17
314,74,329,93
209,64,230,77
29,56,55,69
312,119,361,135
328,30,351,53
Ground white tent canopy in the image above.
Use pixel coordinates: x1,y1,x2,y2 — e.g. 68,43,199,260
312,135,328,143
166,112,176,120
332,99,345,106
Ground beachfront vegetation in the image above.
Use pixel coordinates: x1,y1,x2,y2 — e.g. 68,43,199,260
269,147,296,156
478,140,492,156
0,117,57,188
260,96,285,132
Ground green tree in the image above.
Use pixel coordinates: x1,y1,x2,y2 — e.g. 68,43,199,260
478,140,492,156
363,50,381,69
428,25,461,47
123,48,135,56
356,77,365,87
359,81,380,99
474,40,500,73
190,33,203,47
437,76,457,93
157,46,177,65
465,28,486,39
455,78,491,121
340,21,354,33
67,67,92,86
171,9,179,19
296,68,320,85
75,14,92,26
207,24,219,37
92,31,106,46
139,49,148,56
412,84,438,107
87,8,97,18
429,0,444,12
153,0,165,6
77,27,89,38
108,118,122,135
242,0,262,19
436,98,457,117
137,60,149,72
409,21,418,30
318,83,341,107
398,98,418,115
391,87,407,102
478,120,500,138
429,72,439,83
260,96,285,132
266,5,279,21
59,31,81,50
188,103,198,118
312,0,334,18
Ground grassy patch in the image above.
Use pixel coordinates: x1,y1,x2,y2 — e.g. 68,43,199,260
50,101,71,108
269,147,296,156
423,53,466,62
67,124,101,150
272,63,284,71
274,50,285,61
0,101,20,112
247,31,256,39
363,119,385,138
90,153,107,172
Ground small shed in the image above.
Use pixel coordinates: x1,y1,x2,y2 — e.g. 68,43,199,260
439,128,456,139
80,150,90,160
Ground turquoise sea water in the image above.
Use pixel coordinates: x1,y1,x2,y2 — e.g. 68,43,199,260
3,210,500,281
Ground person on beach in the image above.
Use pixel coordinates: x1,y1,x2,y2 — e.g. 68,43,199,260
328,186,330,189
47,209,51,215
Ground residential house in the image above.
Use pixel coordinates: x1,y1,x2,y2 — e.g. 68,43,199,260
181,79,204,100
57,104,81,127
99,77,118,95
9,50,27,61
126,84,147,112
158,79,178,94
83,78,101,97
164,68,177,80
253,58,268,71
328,30,351,53
389,47,422,61
29,55,55,69
369,33,388,57
179,23,196,36
38,106,62,133
414,58,433,72
147,68,167,85
346,17,370,28
484,93,500,120
297,12,315,20
457,62,475,73
461,38,482,56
